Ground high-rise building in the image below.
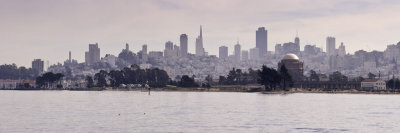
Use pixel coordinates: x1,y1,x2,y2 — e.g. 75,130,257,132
149,51,163,59
326,37,336,56
69,51,71,63
338,42,346,57
242,50,249,60
174,45,180,57
304,45,322,55
142,44,148,63
282,42,300,55
165,41,173,50
164,41,179,58
294,36,300,51
32,59,44,74
275,44,282,55
195,26,205,56
234,42,241,61
125,43,129,51
256,27,268,58
85,43,100,65
250,48,260,60
219,46,228,59
180,34,188,57
164,41,174,57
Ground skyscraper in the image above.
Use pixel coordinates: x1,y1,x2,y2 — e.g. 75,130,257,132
195,26,205,56
164,41,174,57
242,50,249,60
326,37,336,56
234,42,241,61
338,42,346,57
69,51,71,63
142,44,148,63
164,41,179,58
250,48,260,60
32,59,44,74
295,35,300,51
256,27,268,58
180,34,188,57
142,44,147,54
85,43,100,65
219,46,228,59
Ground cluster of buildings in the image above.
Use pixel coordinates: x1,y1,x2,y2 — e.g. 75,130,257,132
3,25,396,90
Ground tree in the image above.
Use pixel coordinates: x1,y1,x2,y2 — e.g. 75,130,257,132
179,75,199,87
219,76,227,85
258,65,281,91
146,68,169,88
248,68,259,84
0,64,35,80
109,70,124,87
86,76,94,88
387,78,400,89
92,65,170,88
118,49,139,65
279,64,293,91
94,70,108,87
205,75,213,85
309,70,319,81
227,68,237,85
35,72,64,89
329,71,347,82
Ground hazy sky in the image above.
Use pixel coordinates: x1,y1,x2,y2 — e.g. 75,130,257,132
1,0,400,67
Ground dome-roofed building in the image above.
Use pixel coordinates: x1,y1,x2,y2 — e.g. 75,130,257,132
282,53,299,60
278,53,304,81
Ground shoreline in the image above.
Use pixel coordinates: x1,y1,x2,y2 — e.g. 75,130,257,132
3,87,400,94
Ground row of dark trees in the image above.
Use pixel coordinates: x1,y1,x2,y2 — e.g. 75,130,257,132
169,75,200,88
0,64,37,80
36,72,64,88
386,79,400,89
258,65,293,91
216,65,294,91
87,65,170,88
218,68,259,85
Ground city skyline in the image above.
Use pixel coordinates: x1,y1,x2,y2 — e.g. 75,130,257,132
1,0,400,67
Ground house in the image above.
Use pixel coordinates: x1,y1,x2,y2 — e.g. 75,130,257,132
361,79,386,90
0,80,19,89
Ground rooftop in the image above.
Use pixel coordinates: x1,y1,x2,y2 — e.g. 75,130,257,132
282,53,299,60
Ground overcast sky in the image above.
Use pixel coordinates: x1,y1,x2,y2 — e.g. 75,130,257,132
1,0,400,67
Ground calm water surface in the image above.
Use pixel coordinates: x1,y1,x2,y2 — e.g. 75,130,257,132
0,91,400,133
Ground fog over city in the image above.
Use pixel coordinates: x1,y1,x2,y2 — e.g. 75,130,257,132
1,0,400,67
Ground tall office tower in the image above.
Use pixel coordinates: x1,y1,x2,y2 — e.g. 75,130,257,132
32,59,44,74
174,45,180,57
256,27,268,58
250,48,260,60
142,44,148,63
165,41,173,50
234,42,241,61
338,42,346,57
164,41,174,57
180,34,188,57
69,51,71,62
85,43,100,65
126,43,129,51
219,46,228,59
275,44,282,55
295,35,300,51
242,50,249,60
326,37,336,56
195,26,205,56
